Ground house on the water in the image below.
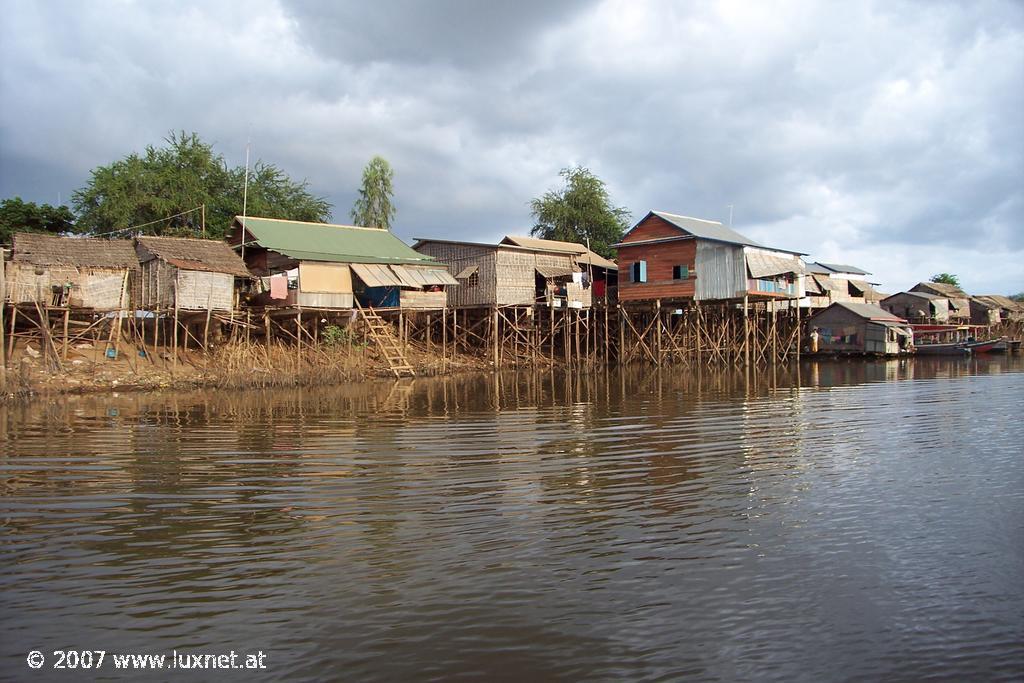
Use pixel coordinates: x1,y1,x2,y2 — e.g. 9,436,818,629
808,302,913,355
802,262,883,308
411,234,617,309
970,295,1024,326
909,282,970,323
135,236,251,311
228,216,457,310
880,291,951,324
4,232,138,310
613,211,806,303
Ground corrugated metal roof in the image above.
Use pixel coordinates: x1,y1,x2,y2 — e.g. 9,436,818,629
651,211,764,248
816,262,871,275
136,236,250,277
234,216,435,265
804,262,833,274
390,265,459,287
828,302,905,321
746,251,806,278
350,263,408,288
12,233,138,270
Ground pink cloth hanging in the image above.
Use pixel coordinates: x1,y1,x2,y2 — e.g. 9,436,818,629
270,274,288,300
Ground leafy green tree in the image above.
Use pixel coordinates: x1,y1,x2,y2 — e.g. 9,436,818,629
1009,292,1024,303
0,197,75,244
529,166,631,258
351,156,396,229
72,131,331,238
929,273,961,288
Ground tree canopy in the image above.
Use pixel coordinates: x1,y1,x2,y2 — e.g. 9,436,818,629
351,156,396,229
72,131,331,238
929,273,961,287
0,197,75,244
529,166,630,258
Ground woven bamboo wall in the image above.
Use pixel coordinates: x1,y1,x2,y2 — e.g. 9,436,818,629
414,242,497,307
5,263,129,310
140,260,176,309
177,270,234,311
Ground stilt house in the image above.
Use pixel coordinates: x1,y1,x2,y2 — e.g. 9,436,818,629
411,235,617,309
970,295,1024,326
909,282,970,322
880,291,951,324
228,216,456,310
808,302,913,355
614,211,806,303
135,236,251,311
802,262,883,308
5,233,138,310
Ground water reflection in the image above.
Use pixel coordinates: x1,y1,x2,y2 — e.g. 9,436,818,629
2,355,1023,681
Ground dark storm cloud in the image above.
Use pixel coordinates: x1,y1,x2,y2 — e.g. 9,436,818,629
0,0,1021,292
280,0,599,66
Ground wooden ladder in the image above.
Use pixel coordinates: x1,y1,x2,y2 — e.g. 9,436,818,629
355,301,415,378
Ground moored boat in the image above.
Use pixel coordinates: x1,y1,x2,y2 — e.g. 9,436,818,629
963,337,1008,353
914,342,971,355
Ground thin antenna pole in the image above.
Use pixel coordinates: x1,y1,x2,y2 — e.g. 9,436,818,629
241,137,250,260
727,204,734,227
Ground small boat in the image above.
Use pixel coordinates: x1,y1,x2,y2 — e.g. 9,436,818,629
913,342,971,355
963,338,1008,354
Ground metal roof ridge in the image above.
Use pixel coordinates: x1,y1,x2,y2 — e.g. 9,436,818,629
237,215,391,232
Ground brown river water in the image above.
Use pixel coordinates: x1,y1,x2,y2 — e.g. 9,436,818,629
2,356,1023,681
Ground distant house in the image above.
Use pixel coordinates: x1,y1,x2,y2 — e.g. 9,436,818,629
909,282,970,322
412,234,617,309
880,291,951,324
5,232,138,310
228,216,456,310
802,262,883,307
134,236,251,312
970,295,1024,326
614,211,805,303
809,302,913,355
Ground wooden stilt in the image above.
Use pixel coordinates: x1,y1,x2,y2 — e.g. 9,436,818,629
7,305,17,360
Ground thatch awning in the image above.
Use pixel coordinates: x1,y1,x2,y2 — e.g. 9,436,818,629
390,265,459,287
536,265,576,279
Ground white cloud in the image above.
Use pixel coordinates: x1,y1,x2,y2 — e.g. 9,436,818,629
1,0,1021,293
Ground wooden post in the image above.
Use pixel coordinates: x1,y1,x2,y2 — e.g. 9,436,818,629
6,305,16,361
743,295,750,367
296,309,302,364
795,301,801,362
172,304,179,371
264,310,271,349
655,300,662,366
492,307,499,366
61,307,70,360
617,304,625,366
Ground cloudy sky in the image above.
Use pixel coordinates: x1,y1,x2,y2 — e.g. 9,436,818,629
1,0,1021,294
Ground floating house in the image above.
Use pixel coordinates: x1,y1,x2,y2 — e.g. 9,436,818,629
411,234,617,309
808,302,913,355
4,232,138,310
614,211,805,302
880,291,951,324
228,216,457,310
909,282,970,322
135,236,251,311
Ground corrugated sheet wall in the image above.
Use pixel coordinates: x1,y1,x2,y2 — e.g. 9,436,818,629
695,242,745,301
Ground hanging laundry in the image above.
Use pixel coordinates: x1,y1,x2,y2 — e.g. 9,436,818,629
270,274,288,299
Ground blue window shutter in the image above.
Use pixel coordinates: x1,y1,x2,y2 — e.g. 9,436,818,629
639,260,647,283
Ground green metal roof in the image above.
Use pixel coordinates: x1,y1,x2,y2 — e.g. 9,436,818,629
233,216,436,265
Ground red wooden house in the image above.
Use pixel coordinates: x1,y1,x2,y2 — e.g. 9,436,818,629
614,211,806,303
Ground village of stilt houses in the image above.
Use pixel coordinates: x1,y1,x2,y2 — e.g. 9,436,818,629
1,209,1021,394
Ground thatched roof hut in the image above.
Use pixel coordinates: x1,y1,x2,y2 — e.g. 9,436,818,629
5,233,138,310
135,236,249,311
